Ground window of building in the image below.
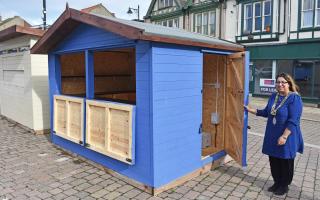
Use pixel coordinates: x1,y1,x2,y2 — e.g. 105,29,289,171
316,0,320,26
209,11,216,36
163,20,167,26
203,13,209,35
243,0,272,34
263,1,271,31
244,4,253,33
253,2,262,32
196,13,202,33
159,0,173,9
157,18,179,28
174,18,179,28
195,12,216,36
301,0,314,28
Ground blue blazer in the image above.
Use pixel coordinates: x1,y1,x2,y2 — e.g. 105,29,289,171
256,92,304,159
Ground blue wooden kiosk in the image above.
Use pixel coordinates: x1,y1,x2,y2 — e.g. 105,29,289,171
31,7,249,195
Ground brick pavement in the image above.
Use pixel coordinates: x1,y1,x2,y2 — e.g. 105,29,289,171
0,100,319,200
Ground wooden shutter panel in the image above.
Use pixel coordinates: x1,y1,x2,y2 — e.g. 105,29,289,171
53,95,84,144
86,100,135,165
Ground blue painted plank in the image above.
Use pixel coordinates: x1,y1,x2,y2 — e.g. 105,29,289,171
153,72,202,82
153,63,202,73
54,24,134,53
151,43,203,187
153,88,201,101
48,54,61,141
201,150,227,166
52,134,152,185
85,50,94,99
153,80,202,91
152,54,203,65
242,51,250,167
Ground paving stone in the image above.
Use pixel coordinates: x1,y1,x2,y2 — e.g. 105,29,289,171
91,188,109,198
193,184,207,192
103,191,122,200
52,193,68,200
85,185,103,193
122,189,142,198
215,190,230,198
63,188,78,196
74,191,90,199
74,182,92,191
48,188,63,195
196,195,211,200
206,184,222,192
183,190,200,199
201,190,215,197
134,192,152,200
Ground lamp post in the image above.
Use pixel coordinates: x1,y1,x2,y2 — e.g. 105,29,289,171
127,5,140,21
42,0,47,30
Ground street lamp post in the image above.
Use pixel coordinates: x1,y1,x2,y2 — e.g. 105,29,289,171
42,0,47,30
127,5,140,21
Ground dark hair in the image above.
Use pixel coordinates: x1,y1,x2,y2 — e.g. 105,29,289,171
276,73,299,93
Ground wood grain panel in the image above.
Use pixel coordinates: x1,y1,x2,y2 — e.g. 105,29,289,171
202,54,226,156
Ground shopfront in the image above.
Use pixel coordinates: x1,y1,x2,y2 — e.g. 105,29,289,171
248,43,320,104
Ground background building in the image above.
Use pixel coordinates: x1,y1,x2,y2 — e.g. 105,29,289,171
0,20,48,133
145,0,320,104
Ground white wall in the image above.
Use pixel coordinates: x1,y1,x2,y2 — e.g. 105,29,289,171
30,38,49,131
0,36,33,128
224,0,238,42
0,36,49,131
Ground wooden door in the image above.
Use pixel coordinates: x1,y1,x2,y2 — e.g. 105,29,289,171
225,52,246,166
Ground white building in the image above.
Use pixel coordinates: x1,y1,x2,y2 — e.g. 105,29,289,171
0,25,49,133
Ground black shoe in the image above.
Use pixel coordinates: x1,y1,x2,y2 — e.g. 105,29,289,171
273,185,289,196
267,183,279,192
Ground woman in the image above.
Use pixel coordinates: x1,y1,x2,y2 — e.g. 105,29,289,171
245,73,304,196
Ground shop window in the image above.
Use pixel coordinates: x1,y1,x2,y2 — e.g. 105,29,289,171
293,61,313,97
253,60,273,95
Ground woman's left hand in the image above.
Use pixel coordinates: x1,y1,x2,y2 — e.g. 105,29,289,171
277,136,287,145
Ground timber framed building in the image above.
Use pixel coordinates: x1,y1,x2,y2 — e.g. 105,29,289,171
145,0,320,104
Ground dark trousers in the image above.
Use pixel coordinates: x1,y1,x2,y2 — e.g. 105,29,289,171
269,156,294,187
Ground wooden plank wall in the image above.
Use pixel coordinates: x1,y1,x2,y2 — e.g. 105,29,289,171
94,49,136,102
202,54,226,156
60,52,86,96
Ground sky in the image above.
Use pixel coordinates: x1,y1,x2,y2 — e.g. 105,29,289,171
0,0,152,26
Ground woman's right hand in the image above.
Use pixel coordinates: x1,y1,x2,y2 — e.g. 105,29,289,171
244,105,257,114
